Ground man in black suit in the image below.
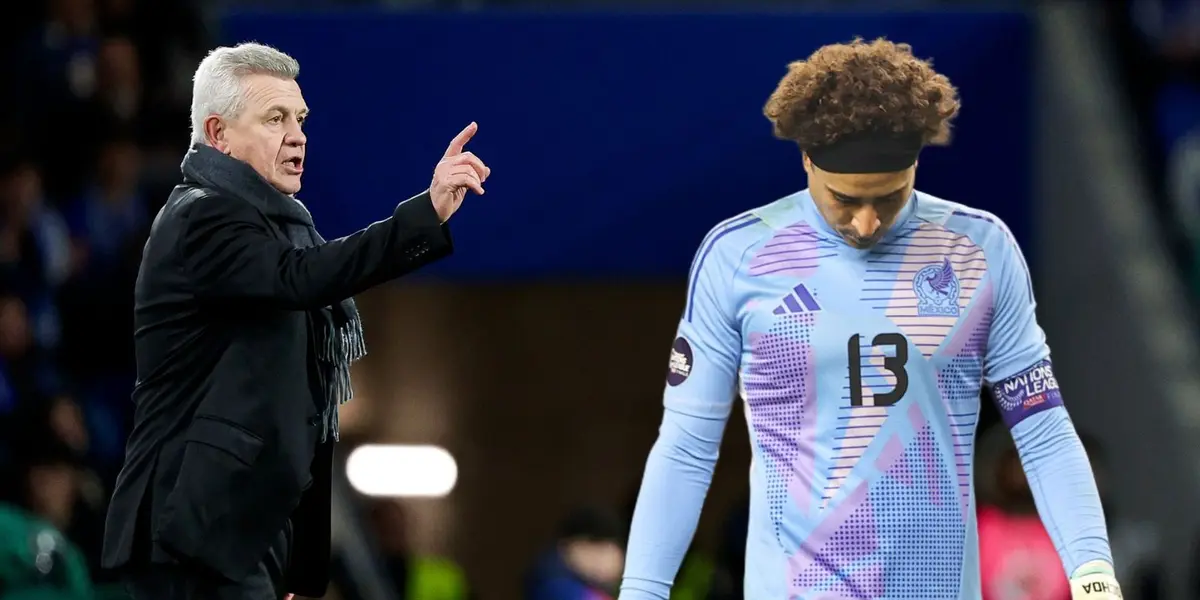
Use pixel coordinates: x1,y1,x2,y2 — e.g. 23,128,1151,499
100,42,490,600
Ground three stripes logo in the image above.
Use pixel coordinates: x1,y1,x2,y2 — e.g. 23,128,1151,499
772,283,821,315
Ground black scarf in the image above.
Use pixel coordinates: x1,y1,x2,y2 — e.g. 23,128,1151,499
181,144,365,442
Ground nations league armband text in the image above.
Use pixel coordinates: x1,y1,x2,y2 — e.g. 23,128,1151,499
990,359,1064,429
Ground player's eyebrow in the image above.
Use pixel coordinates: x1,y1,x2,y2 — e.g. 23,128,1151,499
826,184,909,203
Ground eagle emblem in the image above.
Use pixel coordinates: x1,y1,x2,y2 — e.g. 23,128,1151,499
913,258,961,317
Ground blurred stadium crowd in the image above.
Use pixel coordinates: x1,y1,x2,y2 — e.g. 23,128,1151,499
1107,0,1200,307
0,0,209,597
0,1,1195,600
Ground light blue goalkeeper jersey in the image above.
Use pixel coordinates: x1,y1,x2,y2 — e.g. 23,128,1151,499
621,190,1112,600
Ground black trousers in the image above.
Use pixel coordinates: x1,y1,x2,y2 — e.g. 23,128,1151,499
124,521,293,600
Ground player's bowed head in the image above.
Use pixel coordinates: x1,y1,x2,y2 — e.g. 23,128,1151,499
763,37,962,249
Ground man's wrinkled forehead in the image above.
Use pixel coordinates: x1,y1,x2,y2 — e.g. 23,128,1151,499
241,74,307,115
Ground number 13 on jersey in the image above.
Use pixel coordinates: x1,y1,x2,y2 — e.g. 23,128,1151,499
847,333,911,407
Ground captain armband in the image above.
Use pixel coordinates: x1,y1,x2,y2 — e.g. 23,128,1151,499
989,359,1064,429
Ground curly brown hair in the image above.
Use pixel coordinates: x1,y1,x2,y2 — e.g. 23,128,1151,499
764,38,961,150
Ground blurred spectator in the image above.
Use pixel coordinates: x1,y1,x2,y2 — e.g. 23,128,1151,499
0,160,71,296
93,37,141,124
0,159,69,376
367,499,471,600
0,292,61,430
62,133,146,283
526,507,625,600
56,131,148,469
20,0,101,107
0,296,33,416
0,503,93,600
45,395,90,457
2,398,112,587
976,423,1070,600
18,0,103,201
96,0,210,177
18,441,82,534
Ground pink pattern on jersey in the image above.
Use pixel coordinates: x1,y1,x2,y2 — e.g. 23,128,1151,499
907,400,924,430
747,222,837,278
744,318,820,523
936,280,994,514
820,389,924,507
939,280,994,359
874,436,905,473
823,405,887,508
789,404,966,598
865,223,987,357
792,403,931,595
788,483,882,598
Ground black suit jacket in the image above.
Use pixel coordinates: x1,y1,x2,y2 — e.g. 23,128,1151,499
101,183,451,597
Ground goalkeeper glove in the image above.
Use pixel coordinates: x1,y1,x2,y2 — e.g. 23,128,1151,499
1070,560,1122,599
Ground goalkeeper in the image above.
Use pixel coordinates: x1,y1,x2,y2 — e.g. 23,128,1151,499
620,38,1120,600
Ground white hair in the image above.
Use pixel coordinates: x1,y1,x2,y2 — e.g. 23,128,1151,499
189,42,300,146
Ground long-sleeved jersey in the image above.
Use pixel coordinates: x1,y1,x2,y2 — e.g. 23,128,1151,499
621,190,1112,600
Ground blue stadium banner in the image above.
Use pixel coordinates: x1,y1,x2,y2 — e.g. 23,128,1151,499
222,9,1031,279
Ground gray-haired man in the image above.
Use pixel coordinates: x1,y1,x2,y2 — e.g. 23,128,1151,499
101,42,489,600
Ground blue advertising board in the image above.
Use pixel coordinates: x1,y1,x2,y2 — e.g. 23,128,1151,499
222,9,1031,279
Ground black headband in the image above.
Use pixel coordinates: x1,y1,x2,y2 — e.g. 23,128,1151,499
803,131,924,174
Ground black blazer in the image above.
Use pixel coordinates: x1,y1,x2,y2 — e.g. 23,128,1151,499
101,184,451,597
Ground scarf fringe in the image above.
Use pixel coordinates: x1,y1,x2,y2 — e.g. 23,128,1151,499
317,311,367,442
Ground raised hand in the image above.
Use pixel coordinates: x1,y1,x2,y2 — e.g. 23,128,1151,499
430,122,490,223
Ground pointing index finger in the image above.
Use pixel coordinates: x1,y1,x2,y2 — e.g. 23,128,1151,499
444,122,478,158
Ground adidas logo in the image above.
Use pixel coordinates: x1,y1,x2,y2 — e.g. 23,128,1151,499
772,283,822,315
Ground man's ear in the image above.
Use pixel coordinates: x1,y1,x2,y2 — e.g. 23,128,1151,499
802,152,814,176
203,116,229,153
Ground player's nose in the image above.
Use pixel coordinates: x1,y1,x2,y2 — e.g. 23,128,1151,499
851,207,881,238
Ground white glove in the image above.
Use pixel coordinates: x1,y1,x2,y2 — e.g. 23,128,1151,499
1070,560,1122,599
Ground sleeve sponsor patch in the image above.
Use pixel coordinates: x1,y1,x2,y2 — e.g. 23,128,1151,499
991,359,1064,428
666,336,694,387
